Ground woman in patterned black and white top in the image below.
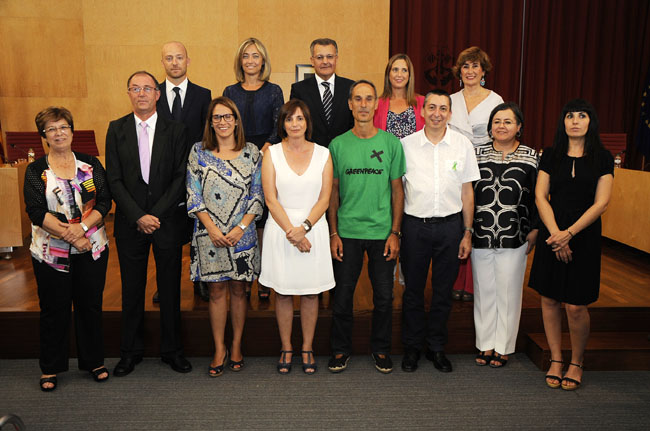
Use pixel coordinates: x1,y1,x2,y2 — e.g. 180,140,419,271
25,106,111,391
471,102,538,368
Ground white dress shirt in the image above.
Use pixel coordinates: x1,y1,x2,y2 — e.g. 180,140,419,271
165,77,188,112
315,74,336,102
133,111,157,156
401,127,480,217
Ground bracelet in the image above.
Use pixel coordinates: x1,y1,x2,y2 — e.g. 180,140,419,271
330,232,338,238
567,228,574,238
80,222,89,233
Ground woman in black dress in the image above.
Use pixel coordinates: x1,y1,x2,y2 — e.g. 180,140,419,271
529,99,613,390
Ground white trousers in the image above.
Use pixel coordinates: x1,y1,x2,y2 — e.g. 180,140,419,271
471,244,528,355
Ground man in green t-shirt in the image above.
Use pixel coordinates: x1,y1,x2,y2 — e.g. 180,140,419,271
327,80,405,374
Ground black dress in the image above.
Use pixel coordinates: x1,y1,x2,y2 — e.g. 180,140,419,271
528,148,614,305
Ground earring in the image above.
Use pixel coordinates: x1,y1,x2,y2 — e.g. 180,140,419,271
480,76,486,87
460,79,463,87
516,131,521,138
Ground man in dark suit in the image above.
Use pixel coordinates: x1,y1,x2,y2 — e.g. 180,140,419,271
106,70,192,376
157,41,211,145
290,38,354,148
156,41,212,303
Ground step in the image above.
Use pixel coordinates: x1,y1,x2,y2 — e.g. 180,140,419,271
526,332,650,371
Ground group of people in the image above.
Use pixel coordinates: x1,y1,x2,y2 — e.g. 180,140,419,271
24,38,613,393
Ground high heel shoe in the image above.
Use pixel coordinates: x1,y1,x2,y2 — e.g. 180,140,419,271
208,350,229,377
277,350,293,374
561,362,584,391
301,350,317,375
545,359,564,389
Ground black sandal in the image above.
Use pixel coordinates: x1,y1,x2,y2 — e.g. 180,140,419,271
40,376,57,392
228,357,245,372
258,285,270,301
489,353,508,368
545,359,564,389
301,350,317,375
561,362,583,391
90,366,109,382
277,350,292,374
475,351,492,366
208,350,229,378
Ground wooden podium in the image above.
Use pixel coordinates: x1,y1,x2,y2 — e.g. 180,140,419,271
602,168,650,253
0,162,30,247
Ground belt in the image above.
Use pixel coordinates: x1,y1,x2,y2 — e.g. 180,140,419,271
405,212,460,224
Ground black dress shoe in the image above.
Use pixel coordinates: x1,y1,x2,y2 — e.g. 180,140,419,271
162,355,192,373
401,350,420,372
426,351,453,373
114,355,143,377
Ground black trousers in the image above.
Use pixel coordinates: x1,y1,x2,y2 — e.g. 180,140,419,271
401,213,462,352
115,233,183,358
330,238,395,355
33,249,108,374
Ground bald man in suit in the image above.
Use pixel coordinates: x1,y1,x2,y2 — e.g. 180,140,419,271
156,41,212,302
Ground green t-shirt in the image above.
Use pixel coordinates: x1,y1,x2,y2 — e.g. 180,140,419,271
330,129,406,239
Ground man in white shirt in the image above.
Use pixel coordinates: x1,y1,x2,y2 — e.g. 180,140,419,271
400,89,480,373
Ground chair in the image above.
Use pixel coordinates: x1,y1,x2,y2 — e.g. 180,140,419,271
601,133,627,164
71,130,99,156
4,132,45,162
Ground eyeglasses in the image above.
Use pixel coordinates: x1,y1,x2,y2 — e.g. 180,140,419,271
43,125,72,134
212,114,235,123
312,54,337,62
128,86,158,94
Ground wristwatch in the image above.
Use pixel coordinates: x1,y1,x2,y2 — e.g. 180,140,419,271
80,222,89,233
238,222,248,231
464,226,474,234
390,230,402,238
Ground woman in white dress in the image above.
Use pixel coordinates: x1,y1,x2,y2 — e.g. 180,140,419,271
259,99,334,374
448,46,504,303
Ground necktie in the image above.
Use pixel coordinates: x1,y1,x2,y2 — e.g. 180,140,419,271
172,87,182,121
138,122,150,184
322,82,333,124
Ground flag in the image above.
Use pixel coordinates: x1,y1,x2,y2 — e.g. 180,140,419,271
637,68,650,157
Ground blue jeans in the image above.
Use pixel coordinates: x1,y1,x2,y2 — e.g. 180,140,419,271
330,237,396,355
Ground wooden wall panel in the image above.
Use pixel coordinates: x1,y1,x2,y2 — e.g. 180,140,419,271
0,0,390,157
0,18,87,97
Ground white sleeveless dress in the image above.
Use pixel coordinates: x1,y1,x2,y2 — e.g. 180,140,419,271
259,143,335,295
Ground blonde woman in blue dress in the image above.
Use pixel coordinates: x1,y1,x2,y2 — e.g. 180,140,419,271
259,99,334,374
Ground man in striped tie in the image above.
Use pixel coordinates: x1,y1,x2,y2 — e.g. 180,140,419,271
290,38,354,148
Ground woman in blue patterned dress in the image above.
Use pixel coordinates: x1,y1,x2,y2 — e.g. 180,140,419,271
186,97,263,376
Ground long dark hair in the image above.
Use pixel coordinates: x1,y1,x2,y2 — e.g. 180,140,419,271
550,99,604,174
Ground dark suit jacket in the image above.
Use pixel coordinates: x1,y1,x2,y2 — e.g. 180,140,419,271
157,80,211,144
290,75,354,148
105,113,190,249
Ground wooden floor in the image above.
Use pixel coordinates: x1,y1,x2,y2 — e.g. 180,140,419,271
1,214,649,312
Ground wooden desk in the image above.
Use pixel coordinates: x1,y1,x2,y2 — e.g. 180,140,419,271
0,162,29,247
602,168,650,253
